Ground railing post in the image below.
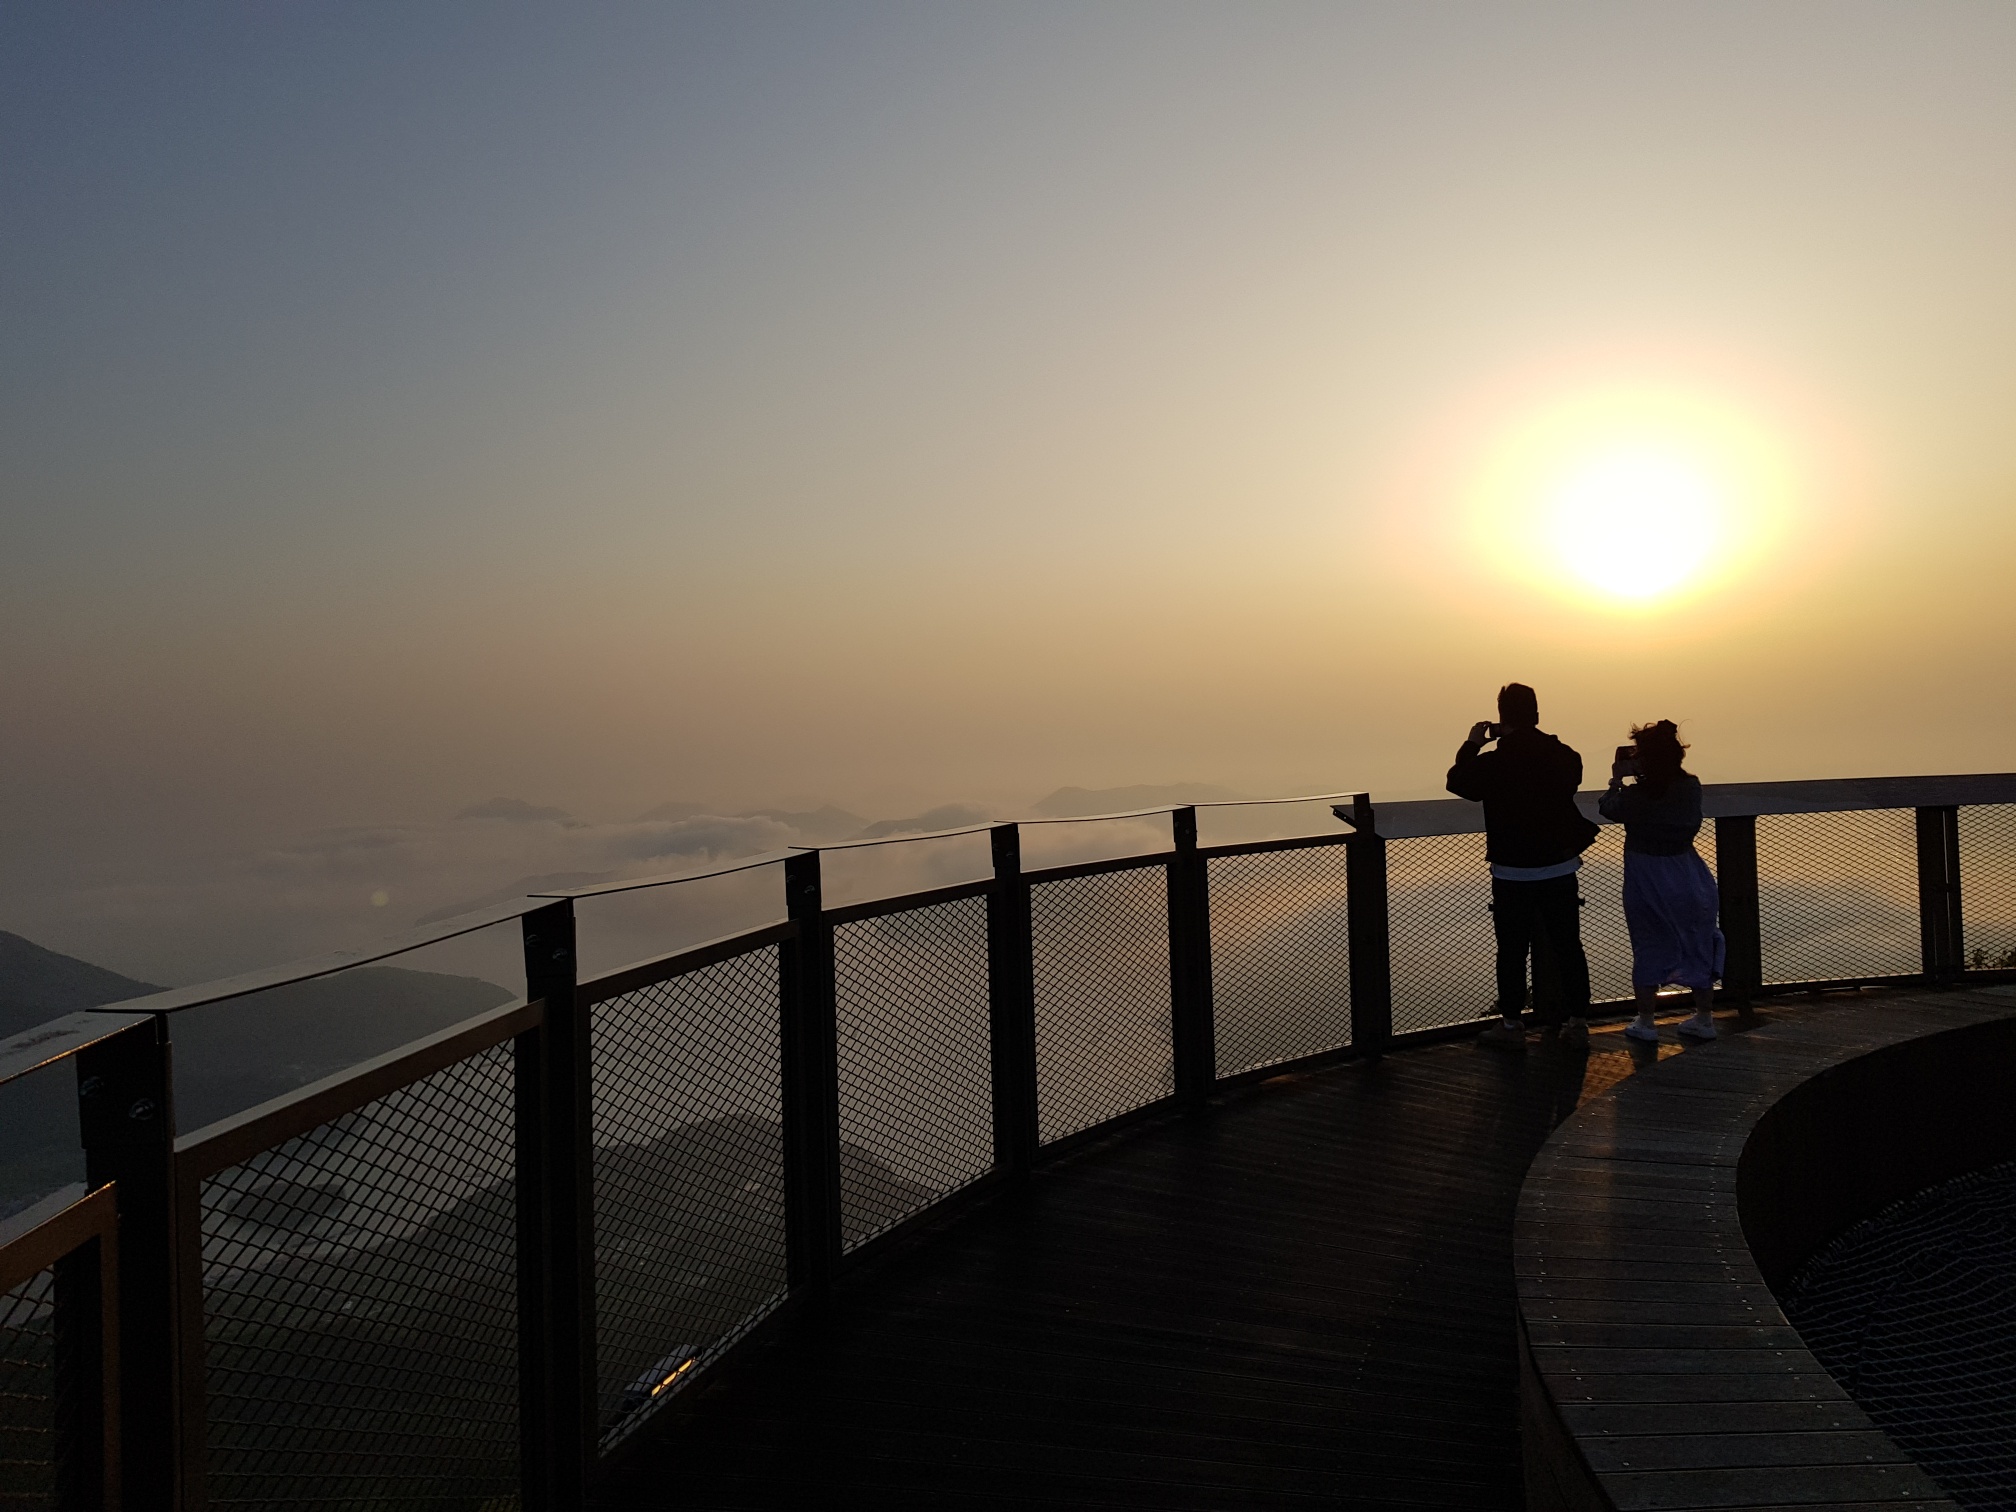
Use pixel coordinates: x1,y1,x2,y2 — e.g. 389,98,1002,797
1343,795,1392,1057
780,851,842,1293
1714,816,1763,1007
1915,805,1963,984
77,1013,200,1512
52,1223,117,1512
520,900,593,1509
987,825,1041,1172
1167,808,1217,1100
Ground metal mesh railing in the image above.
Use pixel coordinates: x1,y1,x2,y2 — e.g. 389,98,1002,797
834,897,993,1249
0,1271,54,1510
1386,833,1496,1033
1960,804,2016,971
26,784,2016,1509
199,1041,520,1511
1757,810,1918,984
590,945,787,1444
1781,1160,2016,1510
1030,866,1173,1142
1206,847,1351,1076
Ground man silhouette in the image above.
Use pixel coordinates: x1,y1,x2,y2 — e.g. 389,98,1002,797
1446,682,1597,1050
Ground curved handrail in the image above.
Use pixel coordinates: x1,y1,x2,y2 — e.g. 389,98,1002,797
64,769,2016,1026
1011,789,1368,825
0,1010,156,1091
529,848,797,899
85,895,543,1017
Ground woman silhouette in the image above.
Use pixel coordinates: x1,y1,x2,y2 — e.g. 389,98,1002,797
1600,721,1724,1042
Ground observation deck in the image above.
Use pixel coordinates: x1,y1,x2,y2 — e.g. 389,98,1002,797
3,774,2015,1511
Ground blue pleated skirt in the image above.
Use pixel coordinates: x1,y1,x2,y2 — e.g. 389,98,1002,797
1622,848,1726,991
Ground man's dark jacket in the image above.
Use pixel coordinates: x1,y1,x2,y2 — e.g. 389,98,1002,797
1446,728,1598,867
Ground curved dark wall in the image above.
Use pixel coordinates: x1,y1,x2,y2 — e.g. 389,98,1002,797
1737,1015,2016,1292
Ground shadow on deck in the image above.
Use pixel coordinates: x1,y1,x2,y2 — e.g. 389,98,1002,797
596,1010,1765,1510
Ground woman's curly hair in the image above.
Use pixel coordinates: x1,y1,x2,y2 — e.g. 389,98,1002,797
1630,719,1688,797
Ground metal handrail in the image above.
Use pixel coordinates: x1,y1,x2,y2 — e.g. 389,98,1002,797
1012,789,1367,825
86,896,543,1018
576,918,798,1006
1021,849,1180,888
173,996,543,1179
0,1182,115,1296
530,848,796,899
0,1010,155,1092
789,824,999,851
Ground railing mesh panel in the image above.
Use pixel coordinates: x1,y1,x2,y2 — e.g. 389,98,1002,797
0,1270,54,1509
1030,866,1173,1142
199,1039,519,1511
590,945,786,1445
1757,809,1918,984
834,898,993,1250
1206,846,1351,1076
1386,833,1496,1032
1960,804,2016,971
1781,1160,2016,1509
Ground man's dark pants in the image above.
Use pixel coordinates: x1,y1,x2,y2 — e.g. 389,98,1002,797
1490,874,1590,1024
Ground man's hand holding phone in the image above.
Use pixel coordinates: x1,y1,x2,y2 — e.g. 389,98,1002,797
1468,720,1499,745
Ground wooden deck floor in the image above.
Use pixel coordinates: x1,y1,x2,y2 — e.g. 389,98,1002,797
597,1016,1746,1510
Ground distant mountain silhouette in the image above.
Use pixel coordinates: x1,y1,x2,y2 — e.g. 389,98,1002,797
456,797,583,826
741,806,865,843
848,804,991,840
167,966,515,1131
1030,783,1244,818
633,802,865,842
633,800,706,822
0,929,160,1038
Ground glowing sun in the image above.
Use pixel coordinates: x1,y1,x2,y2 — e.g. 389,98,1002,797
1458,383,1800,612
1543,445,1725,601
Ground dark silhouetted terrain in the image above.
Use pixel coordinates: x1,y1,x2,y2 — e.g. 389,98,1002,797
0,929,514,1213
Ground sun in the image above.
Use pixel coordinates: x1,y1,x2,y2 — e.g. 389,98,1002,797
1455,381,1800,613
1543,445,1725,602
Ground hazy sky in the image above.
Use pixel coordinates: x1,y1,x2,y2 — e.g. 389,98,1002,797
5,2,2016,982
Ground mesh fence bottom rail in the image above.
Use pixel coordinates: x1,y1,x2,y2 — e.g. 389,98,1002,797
1781,1159,2016,1510
0,1271,54,1510
590,946,789,1446
198,1043,520,1512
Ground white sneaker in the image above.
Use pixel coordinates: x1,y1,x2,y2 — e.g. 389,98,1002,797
1677,1015,1718,1041
1623,1020,1660,1043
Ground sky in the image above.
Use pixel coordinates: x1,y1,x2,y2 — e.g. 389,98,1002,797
4,1,2015,984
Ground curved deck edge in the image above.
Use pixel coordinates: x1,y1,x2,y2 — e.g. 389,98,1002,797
1514,987,2016,1512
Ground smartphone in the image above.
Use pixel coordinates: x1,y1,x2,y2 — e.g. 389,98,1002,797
1485,722,1504,739
1614,745,1636,764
